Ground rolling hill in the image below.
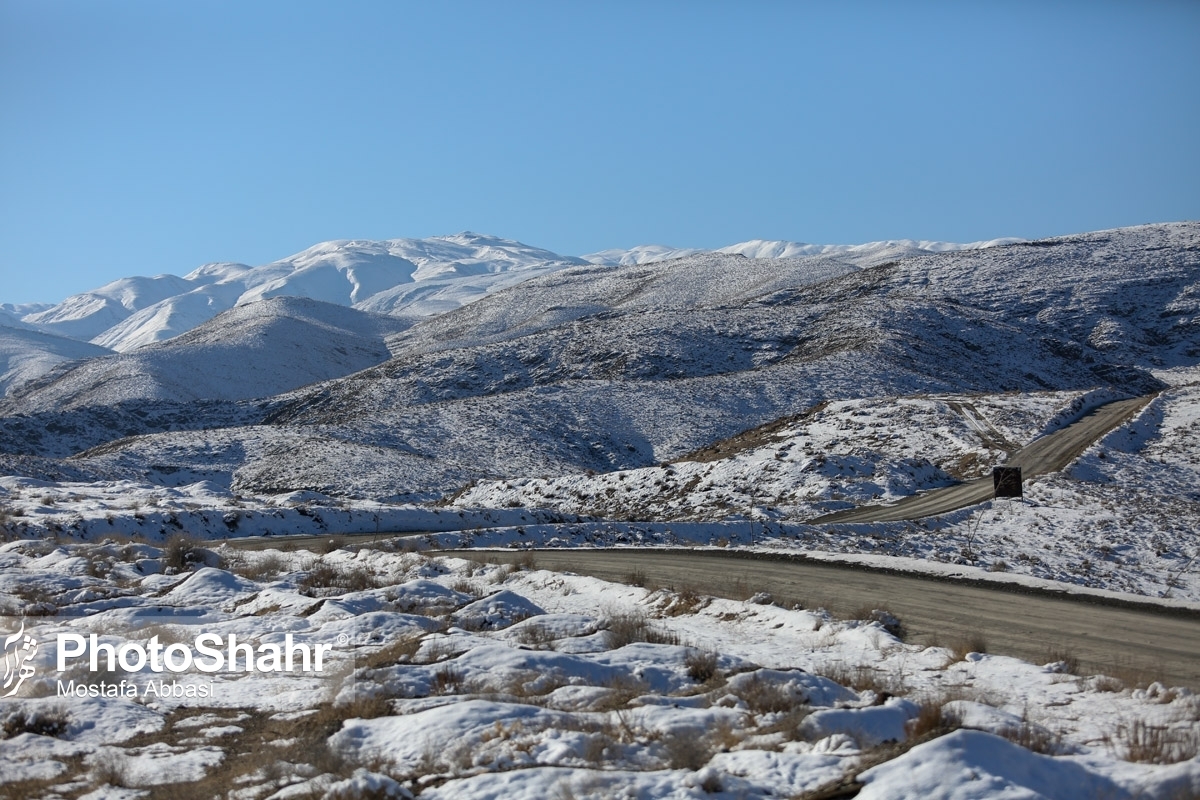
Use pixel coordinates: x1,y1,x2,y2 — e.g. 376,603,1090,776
0,222,1191,504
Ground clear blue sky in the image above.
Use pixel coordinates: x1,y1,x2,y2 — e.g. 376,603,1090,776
2,1,1198,304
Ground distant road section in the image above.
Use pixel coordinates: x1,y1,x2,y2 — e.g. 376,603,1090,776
808,394,1154,524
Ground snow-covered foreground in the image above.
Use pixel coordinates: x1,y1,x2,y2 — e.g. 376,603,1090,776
1,542,1198,799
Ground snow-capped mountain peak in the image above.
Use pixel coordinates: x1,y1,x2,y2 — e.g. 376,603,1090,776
6,231,1022,369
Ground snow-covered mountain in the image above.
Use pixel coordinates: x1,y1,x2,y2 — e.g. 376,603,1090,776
3,221,1200,610
584,236,1024,267
3,221,1193,504
0,327,113,397
8,233,1023,362
3,296,411,411
12,233,588,355
22,273,202,342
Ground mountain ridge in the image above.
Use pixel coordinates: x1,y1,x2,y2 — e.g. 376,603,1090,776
7,232,1021,359
2,221,1192,504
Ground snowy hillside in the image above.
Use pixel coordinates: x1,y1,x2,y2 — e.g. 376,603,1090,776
200,222,1190,499
1,222,1198,603
8,232,1023,360
1,297,411,412
585,236,1024,267
0,327,112,396
20,273,200,342
11,234,587,354
1,223,1193,493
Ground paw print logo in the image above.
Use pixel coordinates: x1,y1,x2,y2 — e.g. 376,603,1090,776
2,622,38,698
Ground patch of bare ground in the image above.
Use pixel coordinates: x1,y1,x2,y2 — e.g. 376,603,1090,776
681,402,830,463
75,699,396,800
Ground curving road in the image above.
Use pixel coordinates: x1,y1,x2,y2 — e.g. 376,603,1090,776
808,394,1154,524
223,393,1196,685
475,548,1200,689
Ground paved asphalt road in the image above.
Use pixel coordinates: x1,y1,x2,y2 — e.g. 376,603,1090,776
474,549,1200,689
808,394,1155,524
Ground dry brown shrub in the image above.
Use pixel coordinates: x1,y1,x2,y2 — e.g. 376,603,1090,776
362,634,424,669
513,621,558,650
298,560,380,596
905,696,963,739
1117,719,1200,764
604,611,680,648
685,648,721,684
948,633,988,663
431,664,465,695
733,674,796,715
2,706,70,739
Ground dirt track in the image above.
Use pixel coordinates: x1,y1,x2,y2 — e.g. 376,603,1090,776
809,394,1154,524
477,548,1200,689
223,393,1196,685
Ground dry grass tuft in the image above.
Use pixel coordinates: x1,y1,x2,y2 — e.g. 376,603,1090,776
297,560,381,596
948,633,988,663
225,551,288,582
906,696,963,739
732,674,797,715
685,648,721,684
604,611,680,648
2,706,70,739
1116,719,1200,764
431,664,465,695
162,534,211,572
362,634,424,669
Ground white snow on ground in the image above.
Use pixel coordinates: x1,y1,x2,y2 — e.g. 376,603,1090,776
0,546,1196,798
